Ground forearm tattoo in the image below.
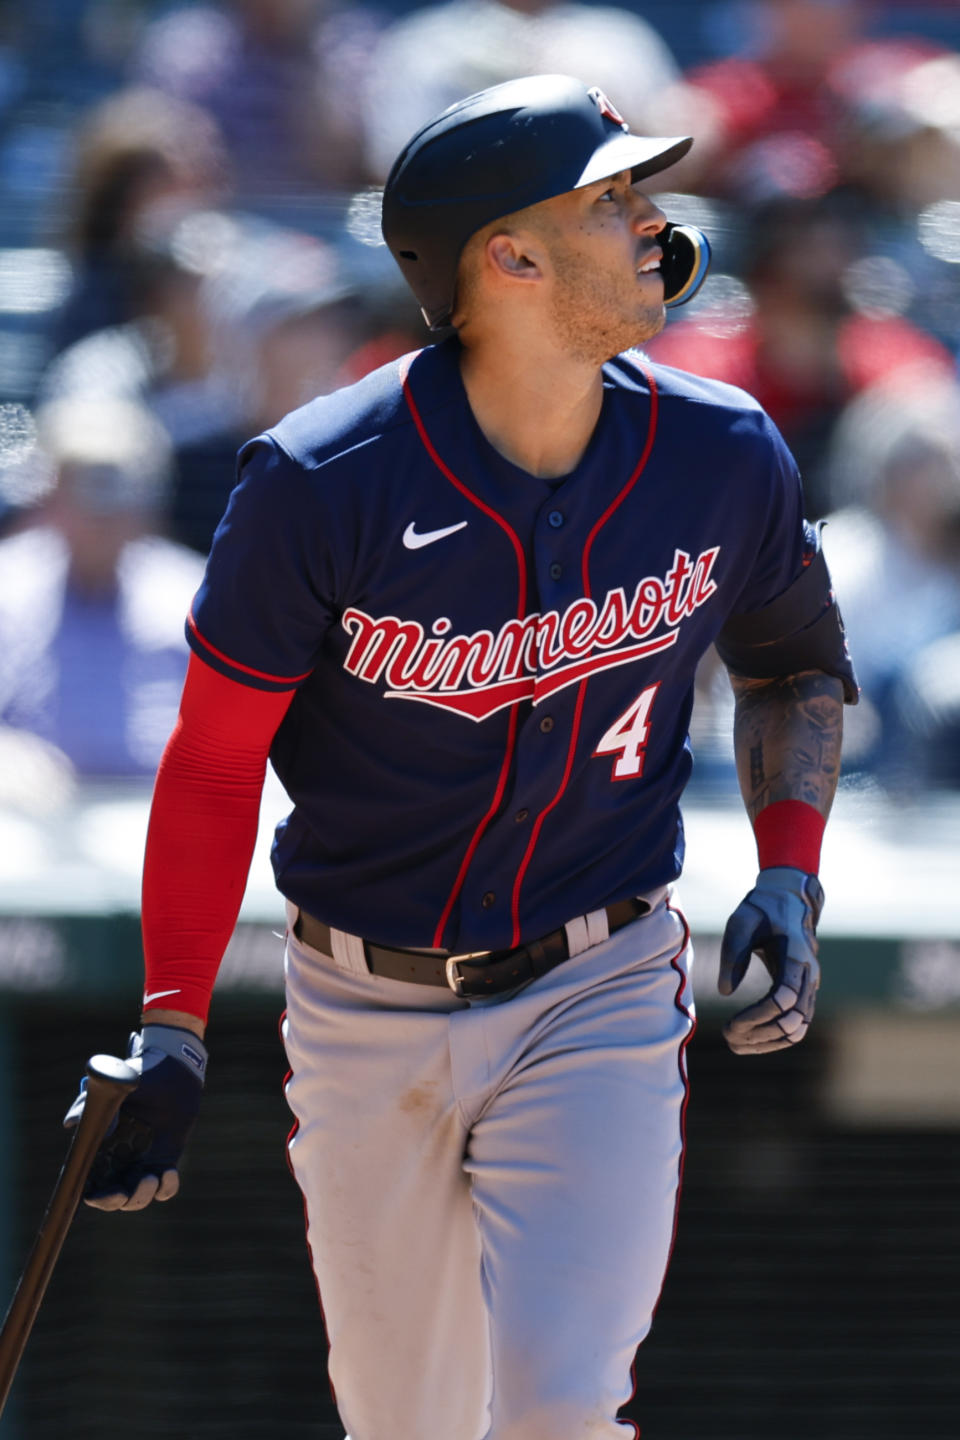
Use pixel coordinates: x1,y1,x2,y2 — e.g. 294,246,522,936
730,670,844,823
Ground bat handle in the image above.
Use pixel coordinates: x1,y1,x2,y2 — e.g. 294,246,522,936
0,1055,139,1418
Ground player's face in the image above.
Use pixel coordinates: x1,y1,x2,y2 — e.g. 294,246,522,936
533,171,669,363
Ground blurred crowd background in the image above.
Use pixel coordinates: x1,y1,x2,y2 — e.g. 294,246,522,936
1,9,959,1439
0,0,959,805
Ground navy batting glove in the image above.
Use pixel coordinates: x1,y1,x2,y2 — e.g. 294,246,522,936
718,867,824,1056
64,1026,207,1211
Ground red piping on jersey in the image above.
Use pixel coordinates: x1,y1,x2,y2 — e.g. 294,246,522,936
187,609,312,686
510,365,660,945
581,363,660,593
402,364,528,949
618,901,694,1438
432,705,522,948
401,369,529,588
508,675,589,946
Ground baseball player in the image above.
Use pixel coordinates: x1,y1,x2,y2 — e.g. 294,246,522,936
69,75,857,1440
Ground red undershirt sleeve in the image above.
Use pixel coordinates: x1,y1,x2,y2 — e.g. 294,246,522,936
141,652,297,1024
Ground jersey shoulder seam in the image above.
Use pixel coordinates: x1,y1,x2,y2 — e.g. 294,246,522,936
266,398,419,476
640,358,768,417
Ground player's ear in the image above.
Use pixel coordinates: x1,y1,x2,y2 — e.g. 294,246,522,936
485,232,545,284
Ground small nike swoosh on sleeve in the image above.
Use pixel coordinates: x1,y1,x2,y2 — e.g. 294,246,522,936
143,989,183,1005
403,520,469,549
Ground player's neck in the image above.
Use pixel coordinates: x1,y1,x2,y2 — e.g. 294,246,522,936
459,340,604,480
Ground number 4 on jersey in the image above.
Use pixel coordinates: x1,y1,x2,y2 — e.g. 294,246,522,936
594,684,661,780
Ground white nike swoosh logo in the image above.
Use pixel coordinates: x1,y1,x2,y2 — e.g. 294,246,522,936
403,520,468,550
143,989,182,1005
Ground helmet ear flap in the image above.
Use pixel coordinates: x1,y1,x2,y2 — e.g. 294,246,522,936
660,223,711,308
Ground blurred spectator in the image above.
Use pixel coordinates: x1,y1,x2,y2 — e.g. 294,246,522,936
0,398,204,778
686,0,947,204
39,203,243,554
132,0,379,203
834,49,960,213
52,86,231,350
40,205,370,553
206,218,363,432
361,0,709,184
645,196,955,512
830,49,960,351
821,366,960,785
896,631,960,790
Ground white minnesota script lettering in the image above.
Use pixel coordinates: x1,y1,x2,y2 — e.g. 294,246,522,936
341,546,720,722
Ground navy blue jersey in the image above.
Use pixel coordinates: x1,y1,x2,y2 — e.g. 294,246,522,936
188,338,808,952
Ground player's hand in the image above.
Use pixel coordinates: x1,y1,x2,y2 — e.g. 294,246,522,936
64,1026,207,1211
718,867,824,1056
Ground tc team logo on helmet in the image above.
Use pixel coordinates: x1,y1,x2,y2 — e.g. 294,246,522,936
587,87,628,132
381,73,710,330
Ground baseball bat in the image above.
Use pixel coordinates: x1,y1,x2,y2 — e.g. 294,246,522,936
0,1054,139,1418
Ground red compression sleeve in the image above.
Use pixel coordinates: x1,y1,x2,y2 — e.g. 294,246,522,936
753,799,825,874
141,653,297,1023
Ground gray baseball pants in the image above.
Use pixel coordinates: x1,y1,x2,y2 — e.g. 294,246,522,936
282,889,693,1440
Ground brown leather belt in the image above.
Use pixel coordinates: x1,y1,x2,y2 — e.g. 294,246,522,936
293,897,650,998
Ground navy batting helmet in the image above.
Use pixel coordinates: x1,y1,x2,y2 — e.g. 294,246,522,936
381,73,710,330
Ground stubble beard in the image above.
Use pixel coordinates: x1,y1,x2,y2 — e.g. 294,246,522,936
548,246,666,365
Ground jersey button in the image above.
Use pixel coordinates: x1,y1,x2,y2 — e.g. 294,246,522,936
514,807,529,823
481,891,496,909
548,510,564,528
539,715,554,733
549,562,562,580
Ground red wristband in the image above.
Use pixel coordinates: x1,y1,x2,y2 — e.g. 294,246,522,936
753,799,825,874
